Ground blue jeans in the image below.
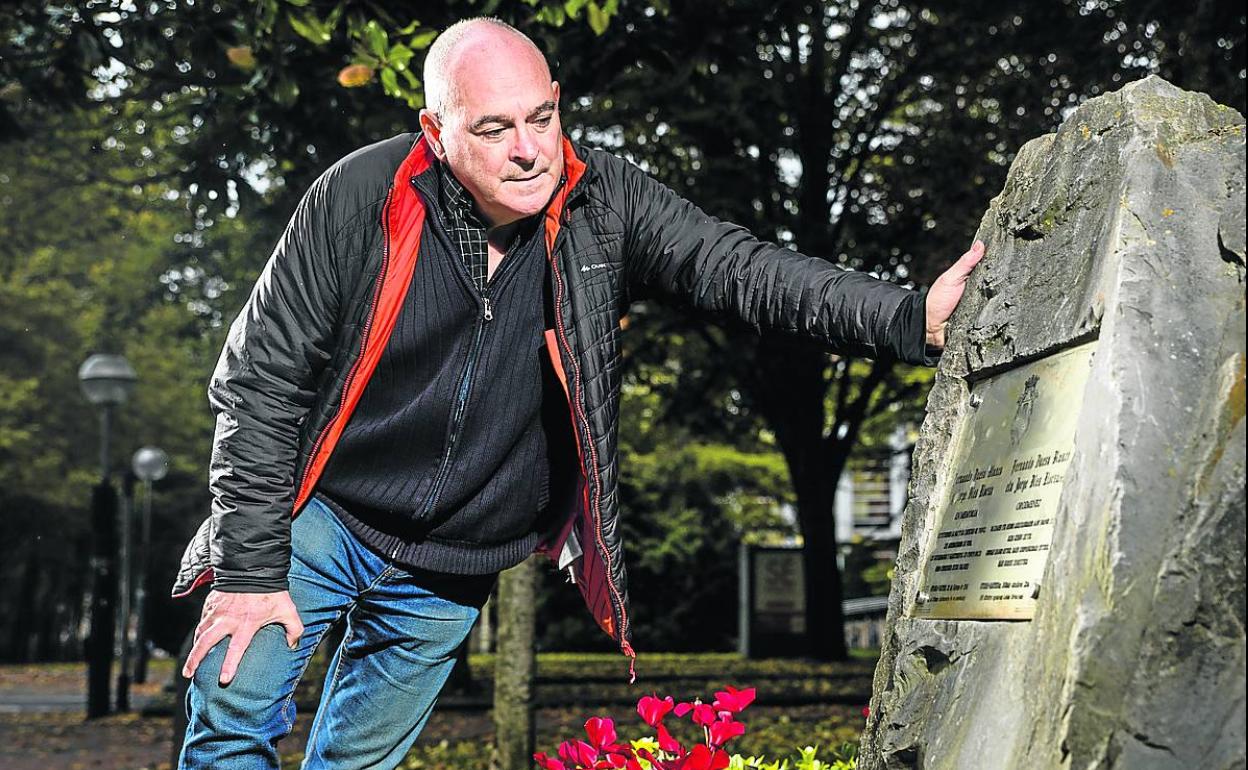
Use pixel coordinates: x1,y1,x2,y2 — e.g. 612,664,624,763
179,497,491,769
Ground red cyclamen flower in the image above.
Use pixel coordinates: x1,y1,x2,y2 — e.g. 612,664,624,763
676,744,730,770
585,717,619,750
656,722,684,755
637,695,676,727
690,703,718,727
711,685,756,715
558,739,600,768
534,752,567,770
707,717,745,747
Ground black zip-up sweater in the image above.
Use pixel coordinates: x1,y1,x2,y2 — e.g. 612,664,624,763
315,170,566,575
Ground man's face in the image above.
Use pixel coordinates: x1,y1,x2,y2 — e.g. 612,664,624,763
420,43,563,227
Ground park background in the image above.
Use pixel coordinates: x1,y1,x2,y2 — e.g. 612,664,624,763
0,1,1243,768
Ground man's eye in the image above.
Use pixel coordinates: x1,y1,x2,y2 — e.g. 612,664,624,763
481,128,507,140
534,116,554,128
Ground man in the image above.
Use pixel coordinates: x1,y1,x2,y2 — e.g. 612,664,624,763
173,16,984,769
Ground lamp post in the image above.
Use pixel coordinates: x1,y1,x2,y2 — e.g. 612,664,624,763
117,469,135,712
131,446,168,685
78,353,136,719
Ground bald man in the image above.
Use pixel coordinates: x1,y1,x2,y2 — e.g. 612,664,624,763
173,16,982,769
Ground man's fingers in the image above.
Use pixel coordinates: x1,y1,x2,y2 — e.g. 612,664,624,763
925,241,987,345
953,240,986,277
218,630,256,686
283,615,305,650
183,624,226,680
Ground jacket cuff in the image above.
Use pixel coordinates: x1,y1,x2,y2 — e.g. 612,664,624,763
889,287,943,367
210,573,289,593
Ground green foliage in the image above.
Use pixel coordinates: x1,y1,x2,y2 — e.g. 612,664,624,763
0,103,234,658
730,743,859,770
538,314,794,650
2,0,1242,665
545,0,1243,657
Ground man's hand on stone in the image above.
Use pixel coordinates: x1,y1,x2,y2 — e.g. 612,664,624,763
925,241,986,350
182,589,304,686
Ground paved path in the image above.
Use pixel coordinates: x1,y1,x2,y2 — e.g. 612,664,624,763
0,691,157,713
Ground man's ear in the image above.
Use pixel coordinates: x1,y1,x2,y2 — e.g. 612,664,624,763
552,81,561,106
418,109,446,159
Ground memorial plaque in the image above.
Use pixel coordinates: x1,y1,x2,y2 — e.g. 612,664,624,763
913,340,1097,620
753,549,805,633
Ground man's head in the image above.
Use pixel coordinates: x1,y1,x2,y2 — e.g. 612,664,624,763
420,18,563,227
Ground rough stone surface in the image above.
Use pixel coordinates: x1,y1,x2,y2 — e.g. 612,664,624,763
860,77,1246,770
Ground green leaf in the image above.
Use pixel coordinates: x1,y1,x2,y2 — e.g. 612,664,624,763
380,67,400,96
284,0,311,6
325,3,344,33
363,20,389,58
564,0,590,19
586,1,609,35
272,77,300,106
409,28,438,50
388,43,413,71
534,5,567,27
256,1,278,34
287,11,330,45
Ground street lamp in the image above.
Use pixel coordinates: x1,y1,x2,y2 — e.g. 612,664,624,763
78,353,136,719
131,446,168,685
78,355,138,477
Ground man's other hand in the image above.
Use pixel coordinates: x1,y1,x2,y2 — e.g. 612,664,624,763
182,589,303,685
925,241,986,349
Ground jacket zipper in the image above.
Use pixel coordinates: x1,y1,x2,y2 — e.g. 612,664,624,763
417,294,493,520
295,188,393,511
547,203,632,655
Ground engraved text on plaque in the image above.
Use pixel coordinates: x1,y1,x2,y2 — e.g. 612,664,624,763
913,340,1097,620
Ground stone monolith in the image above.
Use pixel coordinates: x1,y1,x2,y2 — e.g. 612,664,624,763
860,76,1245,770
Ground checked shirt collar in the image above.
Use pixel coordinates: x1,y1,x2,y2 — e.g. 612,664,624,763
436,161,565,293
437,162,492,293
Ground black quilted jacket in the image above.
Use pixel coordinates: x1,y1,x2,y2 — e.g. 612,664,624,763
171,132,934,668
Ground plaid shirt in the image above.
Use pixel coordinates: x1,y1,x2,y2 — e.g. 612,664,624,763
438,163,492,292
437,162,565,293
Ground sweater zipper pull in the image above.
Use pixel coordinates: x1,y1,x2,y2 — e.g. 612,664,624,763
482,297,494,323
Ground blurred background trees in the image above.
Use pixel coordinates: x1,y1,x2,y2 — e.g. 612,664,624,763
1,0,1242,661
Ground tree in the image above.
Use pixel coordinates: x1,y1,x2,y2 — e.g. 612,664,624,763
544,0,1245,658
492,557,539,770
0,103,224,660
4,0,1241,666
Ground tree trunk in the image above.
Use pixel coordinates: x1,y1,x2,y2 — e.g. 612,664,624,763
491,556,537,770
170,628,195,769
7,549,38,661
445,638,474,694
794,456,849,661
750,341,851,660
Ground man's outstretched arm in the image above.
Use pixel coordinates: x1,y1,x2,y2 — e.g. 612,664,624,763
617,157,982,362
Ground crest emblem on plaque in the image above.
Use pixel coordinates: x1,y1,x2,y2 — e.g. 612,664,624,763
1011,374,1040,447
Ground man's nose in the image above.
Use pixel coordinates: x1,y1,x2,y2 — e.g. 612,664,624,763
510,124,539,166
